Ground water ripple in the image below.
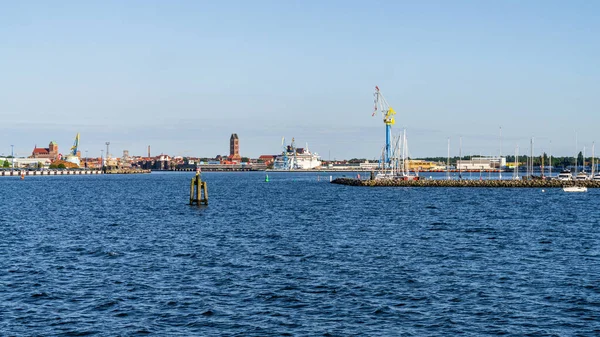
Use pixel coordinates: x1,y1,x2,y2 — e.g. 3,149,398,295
1,172,599,335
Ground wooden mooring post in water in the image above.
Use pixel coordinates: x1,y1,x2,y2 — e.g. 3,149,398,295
189,171,208,205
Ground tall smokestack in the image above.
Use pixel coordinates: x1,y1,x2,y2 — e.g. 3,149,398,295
148,145,151,158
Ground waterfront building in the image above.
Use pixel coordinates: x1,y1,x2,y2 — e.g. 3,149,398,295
359,161,380,170
408,160,445,171
457,156,506,170
259,155,276,165
157,155,171,170
30,141,59,160
0,157,51,168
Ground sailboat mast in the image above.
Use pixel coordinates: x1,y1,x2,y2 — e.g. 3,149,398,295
581,146,585,172
499,127,502,180
514,144,519,179
394,135,398,176
525,148,528,177
541,149,544,178
447,138,450,180
593,142,596,176
531,137,534,178
394,134,400,176
399,131,403,176
402,129,407,176
575,132,578,174
549,140,552,178
459,136,462,179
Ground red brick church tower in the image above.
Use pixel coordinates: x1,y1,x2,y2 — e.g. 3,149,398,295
49,141,58,157
229,133,241,162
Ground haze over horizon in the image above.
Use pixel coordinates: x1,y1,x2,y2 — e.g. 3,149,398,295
1,1,598,160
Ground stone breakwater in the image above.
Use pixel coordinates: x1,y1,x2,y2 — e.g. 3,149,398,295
332,178,600,188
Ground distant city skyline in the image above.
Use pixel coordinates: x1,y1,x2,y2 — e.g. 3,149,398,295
1,1,599,159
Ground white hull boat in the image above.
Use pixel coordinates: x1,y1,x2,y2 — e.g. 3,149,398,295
563,186,587,192
557,170,573,181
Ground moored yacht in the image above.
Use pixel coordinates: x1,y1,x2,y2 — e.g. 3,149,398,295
575,171,589,181
557,169,573,181
593,173,600,181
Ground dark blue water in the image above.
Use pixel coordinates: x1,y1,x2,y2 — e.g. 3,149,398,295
1,172,599,335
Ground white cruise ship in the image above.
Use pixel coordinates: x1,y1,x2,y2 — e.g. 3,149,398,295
272,138,321,170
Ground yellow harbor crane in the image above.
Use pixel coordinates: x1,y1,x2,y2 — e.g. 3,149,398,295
372,86,396,167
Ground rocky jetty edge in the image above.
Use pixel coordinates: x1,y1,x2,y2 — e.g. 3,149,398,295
332,178,600,188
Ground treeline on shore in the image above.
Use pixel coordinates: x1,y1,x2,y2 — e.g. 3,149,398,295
346,152,595,168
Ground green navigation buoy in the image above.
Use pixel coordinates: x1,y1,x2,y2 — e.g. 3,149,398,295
265,174,269,182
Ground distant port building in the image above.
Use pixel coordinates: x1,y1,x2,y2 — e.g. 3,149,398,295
457,156,506,170
30,141,59,161
259,155,276,166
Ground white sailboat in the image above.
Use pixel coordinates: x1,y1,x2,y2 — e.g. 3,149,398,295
375,129,418,180
375,136,396,180
564,140,588,192
592,142,599,181
398,129,418,180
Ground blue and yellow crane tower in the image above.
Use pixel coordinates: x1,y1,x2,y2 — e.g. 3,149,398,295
372,86,396,168
70,133,80,156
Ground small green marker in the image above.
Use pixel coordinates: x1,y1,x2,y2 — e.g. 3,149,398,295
265,174,269,182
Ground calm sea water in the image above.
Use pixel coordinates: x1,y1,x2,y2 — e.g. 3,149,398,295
1,172,599,336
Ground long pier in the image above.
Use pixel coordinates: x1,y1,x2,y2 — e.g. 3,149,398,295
0,169,102,177
0,168,151,176
332,178,600,188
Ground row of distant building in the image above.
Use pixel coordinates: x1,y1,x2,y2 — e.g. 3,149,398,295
2,133,509,171
1,134,276,170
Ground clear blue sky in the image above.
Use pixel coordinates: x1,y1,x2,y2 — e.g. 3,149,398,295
1,0,598,159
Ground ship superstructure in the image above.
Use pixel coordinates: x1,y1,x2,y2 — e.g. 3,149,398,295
272,138,321,170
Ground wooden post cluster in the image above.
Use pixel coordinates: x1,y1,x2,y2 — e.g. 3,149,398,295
190,172,208,205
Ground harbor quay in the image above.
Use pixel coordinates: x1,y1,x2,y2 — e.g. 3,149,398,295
0,168,151,177
104,168,151,174
0,169,102,177
332,177,600,188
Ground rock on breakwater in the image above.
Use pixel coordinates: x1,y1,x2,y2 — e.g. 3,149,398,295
332,178,600,188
